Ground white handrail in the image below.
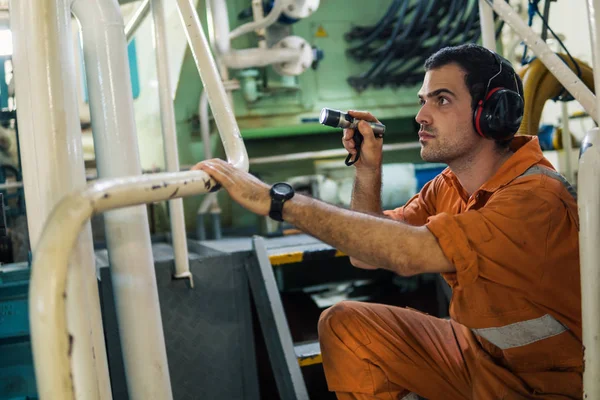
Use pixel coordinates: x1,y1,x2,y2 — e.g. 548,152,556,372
582,0,600,397
176,0,249,172
29,170,220,400
485,0,598,123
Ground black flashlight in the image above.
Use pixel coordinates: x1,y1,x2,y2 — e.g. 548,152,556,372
319,108,385,166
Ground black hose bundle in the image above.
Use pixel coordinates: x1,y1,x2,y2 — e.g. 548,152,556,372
345,0,507,91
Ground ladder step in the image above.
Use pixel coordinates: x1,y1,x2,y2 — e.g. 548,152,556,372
294,340,322,367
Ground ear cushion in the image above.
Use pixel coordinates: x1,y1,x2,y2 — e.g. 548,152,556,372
474,89,524,140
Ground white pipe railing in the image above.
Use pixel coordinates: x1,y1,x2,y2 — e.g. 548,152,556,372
150,0,193,287
72,0,172,397
125,0,151,43
10,0,111,398
582,1,600,397
176,0,249,171
29,170,220,400
485,0,598,123
478,0,496,50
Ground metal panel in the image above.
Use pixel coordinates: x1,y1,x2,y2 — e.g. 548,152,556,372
98,243,259,400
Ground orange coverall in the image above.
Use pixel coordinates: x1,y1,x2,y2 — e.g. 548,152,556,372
318,136,582,399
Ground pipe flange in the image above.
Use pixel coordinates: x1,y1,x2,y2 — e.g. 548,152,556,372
271,36,314,76
282,0,320,20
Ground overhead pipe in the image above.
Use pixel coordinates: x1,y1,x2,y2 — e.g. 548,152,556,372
125,0,150,43
582,1,600,397
484,0,598,123
228,0,286,40
150,0,193,286
9,0,111,398
176,0,249,171
72,0,173,397
249,142,422,165
221,47,302,69
29,170,221,400
478,0,496,50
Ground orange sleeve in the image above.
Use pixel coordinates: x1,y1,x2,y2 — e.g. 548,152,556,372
384,178,438,226
425,188,557,290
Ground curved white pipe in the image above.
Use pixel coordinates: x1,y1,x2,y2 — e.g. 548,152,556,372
150,0,192,286
221,47,301,69
29,170,220,400
10,0,111,398
487,0,598,123
229,0,286,40
176,0,249,172
72,0,173,398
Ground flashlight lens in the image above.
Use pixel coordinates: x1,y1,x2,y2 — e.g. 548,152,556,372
319,108,341,128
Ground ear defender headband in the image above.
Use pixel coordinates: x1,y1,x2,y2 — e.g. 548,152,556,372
473,52,525,140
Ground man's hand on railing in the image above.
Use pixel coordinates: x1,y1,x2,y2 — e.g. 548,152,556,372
193,159,271,217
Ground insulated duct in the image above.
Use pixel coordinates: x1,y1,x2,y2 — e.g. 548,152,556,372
517,55,595,136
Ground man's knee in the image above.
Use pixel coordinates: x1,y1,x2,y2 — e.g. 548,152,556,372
318,301,371,352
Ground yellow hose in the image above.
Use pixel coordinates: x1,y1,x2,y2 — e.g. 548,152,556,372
516,54,595,136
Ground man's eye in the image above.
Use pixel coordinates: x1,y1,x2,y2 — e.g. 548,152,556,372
438,97,449,105
419,99,425,106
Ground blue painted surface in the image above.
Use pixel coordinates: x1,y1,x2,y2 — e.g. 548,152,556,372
414,163,446,190
0,266,37,400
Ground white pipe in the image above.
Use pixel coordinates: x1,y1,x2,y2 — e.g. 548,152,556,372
9,0,111,398
29,170,221,400
72,0,173,398
587,0,600,124
560,103,574,184
249,142,422,165
582,1,600,397
11,0,111,399
578,128,600,399
485,0,598,122
0,181,23,189
478,0,496,51
229,0,286,40
196,72,220,223
125,0,150,43
251,0,268,49
209,0,231,54
150,0,193,287
176,0,249,172
221,47,301,69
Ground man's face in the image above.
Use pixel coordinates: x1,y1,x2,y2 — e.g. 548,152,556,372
416,63,481,164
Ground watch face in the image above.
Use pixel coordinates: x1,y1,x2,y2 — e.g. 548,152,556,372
272,182,293,196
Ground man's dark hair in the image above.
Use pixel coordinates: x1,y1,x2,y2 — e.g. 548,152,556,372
424,44,524,147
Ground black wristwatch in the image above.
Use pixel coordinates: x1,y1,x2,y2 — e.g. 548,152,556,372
269,182,295,222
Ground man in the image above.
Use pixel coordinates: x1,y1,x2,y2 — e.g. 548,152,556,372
193,44,581,399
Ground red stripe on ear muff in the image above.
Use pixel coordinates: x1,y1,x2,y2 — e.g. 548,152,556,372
475,100,486,137
486,87,503,100
475,87,504,138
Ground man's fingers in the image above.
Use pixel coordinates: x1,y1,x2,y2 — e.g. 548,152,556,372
348,110,379,123
195,161,236,188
